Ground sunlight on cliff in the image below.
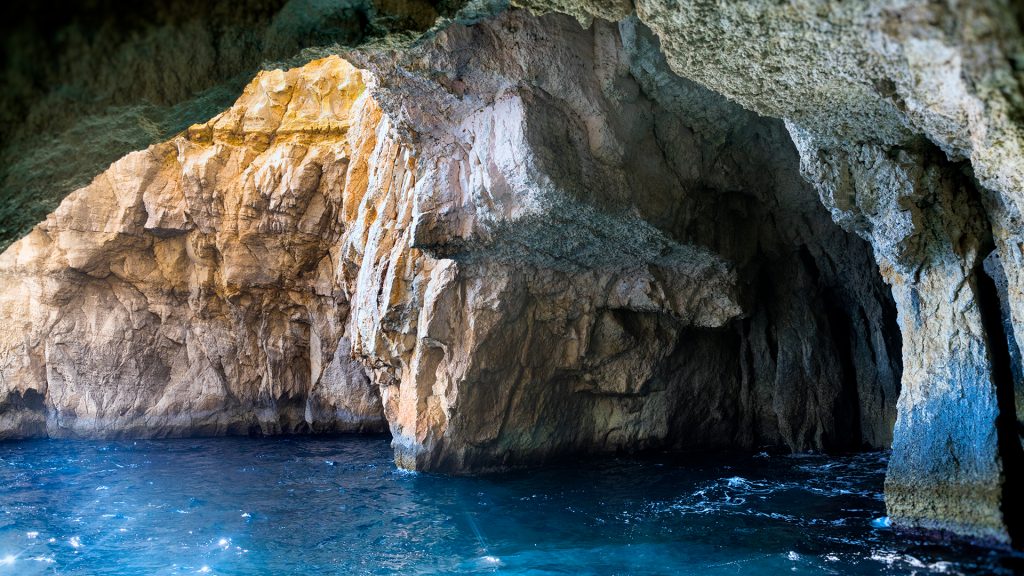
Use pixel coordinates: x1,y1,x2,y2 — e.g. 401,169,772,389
185,56,370,146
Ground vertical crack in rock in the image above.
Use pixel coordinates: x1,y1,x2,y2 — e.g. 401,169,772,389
821,287,863,452
975,257,1024,547
983,250,1024,452
974,238,1024,545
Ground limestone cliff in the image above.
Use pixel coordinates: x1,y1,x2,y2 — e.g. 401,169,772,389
1,0,1021,551
0,10,900,464
0,58,387,437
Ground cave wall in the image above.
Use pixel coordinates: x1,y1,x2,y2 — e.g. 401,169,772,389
347,11,896,470
0,11,899,467
515,0,1024,546
1,0,1021,549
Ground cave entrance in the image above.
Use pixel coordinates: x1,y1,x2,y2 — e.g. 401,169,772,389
640,111,904,457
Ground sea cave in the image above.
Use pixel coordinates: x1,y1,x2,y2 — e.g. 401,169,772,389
0,0,1023,574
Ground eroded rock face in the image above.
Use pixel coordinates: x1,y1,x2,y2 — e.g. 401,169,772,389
0,21,746,457
0,0,1019,551
345,12,900,470
516,0,1024,546
0,58,387,437
0,10,902,476
13,0,1023,548
790,133,1018,543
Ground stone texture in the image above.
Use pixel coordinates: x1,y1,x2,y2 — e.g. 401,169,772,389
790,131,1016,543
0,57,387,438
515,0,1024,546
0,11,902,475
344,11,899,470
8,0,1020,549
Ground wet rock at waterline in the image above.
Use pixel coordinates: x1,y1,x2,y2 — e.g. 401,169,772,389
1,0,1022,550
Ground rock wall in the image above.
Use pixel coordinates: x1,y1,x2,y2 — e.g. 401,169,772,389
347,12,900,469
517,0,1024,547
0,11,900,474
0,58,387,437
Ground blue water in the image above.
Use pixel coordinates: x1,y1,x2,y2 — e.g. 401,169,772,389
0,437,1020,575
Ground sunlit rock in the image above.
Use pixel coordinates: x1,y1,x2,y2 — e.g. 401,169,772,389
0,57,386,437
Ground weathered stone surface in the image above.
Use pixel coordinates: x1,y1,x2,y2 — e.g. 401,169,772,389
338,13,747,470
0,0,1019,552
510,0,1024,546
13,0,1022,548
0,10,902,475
1,24,745,458
343,11,900,470
0,57,387,438
790,130,1018,543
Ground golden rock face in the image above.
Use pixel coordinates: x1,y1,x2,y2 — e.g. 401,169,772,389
0,56,388,438
191,57,368,146
0,37,750,471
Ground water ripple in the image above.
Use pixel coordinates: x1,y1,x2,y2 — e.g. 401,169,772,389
0,439,1017,575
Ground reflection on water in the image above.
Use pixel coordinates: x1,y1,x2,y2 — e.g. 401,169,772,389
0,437,1020,575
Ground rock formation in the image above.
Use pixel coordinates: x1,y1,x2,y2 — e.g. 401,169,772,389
516,0,1024,547
1,0,1022,550
0,10,900,461
0,58,388,437
0,0,464,251
348,11,900,470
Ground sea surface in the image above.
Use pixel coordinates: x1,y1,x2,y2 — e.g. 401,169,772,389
0,437,1020,575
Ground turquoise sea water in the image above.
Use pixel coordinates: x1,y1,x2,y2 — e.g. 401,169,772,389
0,437,1020,575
